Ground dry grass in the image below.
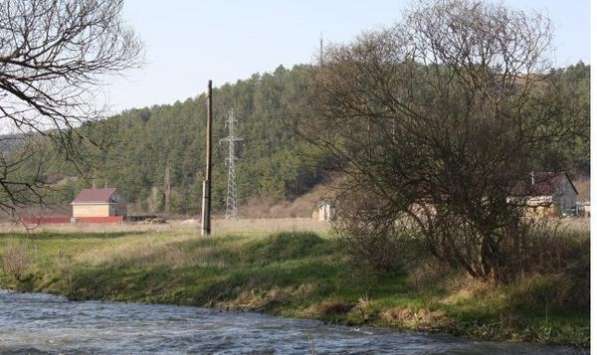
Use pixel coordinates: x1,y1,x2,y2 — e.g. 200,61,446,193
380,307,452,330
0,217,330,277
0,239,33,280
72,232,192,267
0,217,330,236
241,176,343,218
211,218,330,235
439,276,495,305
574,177,590,202
215,285,317,312
1,218,331,272
301,299,355,318
556,217,590,232
0,220,181,234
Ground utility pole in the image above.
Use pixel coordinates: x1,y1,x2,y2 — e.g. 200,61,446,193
201,80,213,236
220,109,243,219
319,33,324,66
164,164,171,213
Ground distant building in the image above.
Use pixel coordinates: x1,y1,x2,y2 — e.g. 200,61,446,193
314,200,335,222
577,201,591,218
71,188,127,222
510,172,578,217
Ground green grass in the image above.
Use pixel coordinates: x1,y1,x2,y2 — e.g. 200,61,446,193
0,228,589,348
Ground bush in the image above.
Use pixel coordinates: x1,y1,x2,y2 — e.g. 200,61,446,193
1,240,32,281
339,228,425,273
332,187,428,273
406,257,453,293
508,272,588,316
523,222,589,275
522,223,590,310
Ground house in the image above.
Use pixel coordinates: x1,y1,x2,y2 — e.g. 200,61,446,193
510,172,578,218
71,188,127,223
314,200,335,222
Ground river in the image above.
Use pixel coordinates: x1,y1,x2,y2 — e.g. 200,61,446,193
0,290,583,354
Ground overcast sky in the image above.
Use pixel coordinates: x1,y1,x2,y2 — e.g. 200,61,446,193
102,0,590,114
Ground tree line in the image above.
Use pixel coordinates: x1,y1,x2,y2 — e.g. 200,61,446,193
6,57,588,218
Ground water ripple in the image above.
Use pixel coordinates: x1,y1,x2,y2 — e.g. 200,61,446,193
0,290,584,354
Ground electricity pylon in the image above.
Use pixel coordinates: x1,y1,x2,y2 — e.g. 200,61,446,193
220,109,243,219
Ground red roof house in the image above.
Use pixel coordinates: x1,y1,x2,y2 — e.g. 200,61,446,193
510,172,578,217
71,188,127,222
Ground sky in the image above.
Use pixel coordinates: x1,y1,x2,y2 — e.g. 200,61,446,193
103,0,590,114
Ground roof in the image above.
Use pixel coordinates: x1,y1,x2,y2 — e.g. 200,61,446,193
317,198,336,208
72,188,117,204
512,172,578,197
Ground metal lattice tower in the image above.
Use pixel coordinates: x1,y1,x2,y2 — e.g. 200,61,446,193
221,109,243,219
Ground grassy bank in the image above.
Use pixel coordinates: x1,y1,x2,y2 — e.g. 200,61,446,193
0,222,589,348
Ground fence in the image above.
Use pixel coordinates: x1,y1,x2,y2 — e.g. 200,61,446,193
20,215,125,224
20,215,70,224
72,216,124,223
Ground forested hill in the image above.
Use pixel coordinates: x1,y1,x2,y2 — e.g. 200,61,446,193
38,62,589,215
43,64,331,214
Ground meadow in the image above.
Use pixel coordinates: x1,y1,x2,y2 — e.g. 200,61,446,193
0,218,589,348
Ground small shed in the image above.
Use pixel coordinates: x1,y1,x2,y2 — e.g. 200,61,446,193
314,200,336,222
510,172,578,217
577,201,591,218
71,188,127,222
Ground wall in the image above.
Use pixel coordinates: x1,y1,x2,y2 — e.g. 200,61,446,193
72,204,110,218
21,215,70,224
75,216,124,223
555,178,578,213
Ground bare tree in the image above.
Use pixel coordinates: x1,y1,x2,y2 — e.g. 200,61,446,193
305,0,565,282
0,0,142,213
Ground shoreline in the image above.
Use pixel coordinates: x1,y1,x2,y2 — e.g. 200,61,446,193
0,225,589,348
0,285,588,353
0,287,584,354
2,289,585,354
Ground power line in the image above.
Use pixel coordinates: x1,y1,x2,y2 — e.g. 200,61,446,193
220,109,243,219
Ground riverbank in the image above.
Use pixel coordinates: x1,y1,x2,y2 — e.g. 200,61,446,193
0,222,589,348
1,289,579,354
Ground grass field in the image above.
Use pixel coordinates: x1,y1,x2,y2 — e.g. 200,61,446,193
0,219,589,348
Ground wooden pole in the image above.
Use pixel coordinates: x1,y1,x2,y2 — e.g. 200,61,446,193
201,80,213,236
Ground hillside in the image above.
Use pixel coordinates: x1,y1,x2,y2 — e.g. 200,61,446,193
26,62,589,216
34,64,333,215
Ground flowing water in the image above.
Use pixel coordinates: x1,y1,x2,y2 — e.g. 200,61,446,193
0,290,584,354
